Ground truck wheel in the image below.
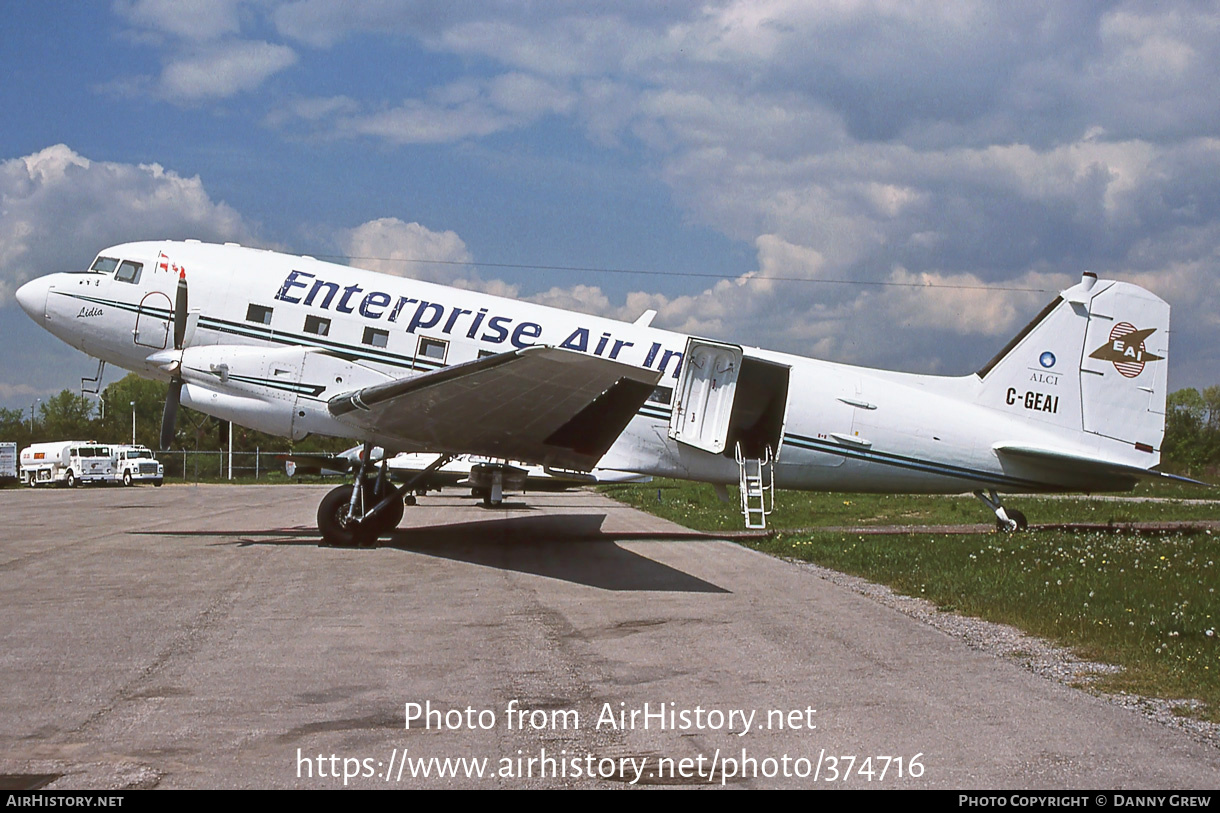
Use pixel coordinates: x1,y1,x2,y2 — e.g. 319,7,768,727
123,471,133,487
65,471,77,488
153,479,163,487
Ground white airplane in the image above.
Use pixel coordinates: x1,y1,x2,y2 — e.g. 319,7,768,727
14,239,1186,545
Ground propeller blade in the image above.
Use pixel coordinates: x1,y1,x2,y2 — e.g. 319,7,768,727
173,268,188,350
160,378,182,450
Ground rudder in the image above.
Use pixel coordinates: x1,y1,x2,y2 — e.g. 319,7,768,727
1078,279,1169,450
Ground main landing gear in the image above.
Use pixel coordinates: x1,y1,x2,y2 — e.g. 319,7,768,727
974,489,1028,532
467,462,527,507
317,443,453,548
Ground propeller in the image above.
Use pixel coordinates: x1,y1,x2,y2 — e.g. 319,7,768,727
160,268,188,450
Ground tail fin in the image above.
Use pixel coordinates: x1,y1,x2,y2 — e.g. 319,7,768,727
976,272,1169,455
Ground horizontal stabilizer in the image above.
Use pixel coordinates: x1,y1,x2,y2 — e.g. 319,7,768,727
993,443,1208,488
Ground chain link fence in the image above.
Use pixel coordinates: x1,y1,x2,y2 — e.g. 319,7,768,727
162,449,293,482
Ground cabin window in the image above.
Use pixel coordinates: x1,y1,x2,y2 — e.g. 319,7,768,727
304,315,331,336
362,327,389,348
115,261,143,284
648,386,674,406
417,336,448,363
246,304,273,325
90,256,119,274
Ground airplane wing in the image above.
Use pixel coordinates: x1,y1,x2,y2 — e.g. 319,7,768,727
328,346,662,470
993,444,1210,488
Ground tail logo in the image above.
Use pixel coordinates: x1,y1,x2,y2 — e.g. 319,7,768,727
1088,323,1164,378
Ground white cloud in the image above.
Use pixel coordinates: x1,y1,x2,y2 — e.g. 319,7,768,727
112,1,298,102
159,41,297,101
342,100,513,145
272,0,460,48
282,74,576,144
0,145,250,304
342,217,519,297
344,218,471,274
0,382,44,401
115,0,246,42
488,73,576,118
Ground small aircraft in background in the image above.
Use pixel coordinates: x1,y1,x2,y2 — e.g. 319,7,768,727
15,239,1191,546
280,446,650,504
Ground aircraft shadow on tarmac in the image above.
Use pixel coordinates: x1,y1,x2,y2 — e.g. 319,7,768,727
133,513,729,593
382,513,729,592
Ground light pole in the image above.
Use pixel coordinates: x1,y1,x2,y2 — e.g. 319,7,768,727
131,401,136,445
29,398,40,433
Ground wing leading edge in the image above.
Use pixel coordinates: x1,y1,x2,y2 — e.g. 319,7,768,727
328,346,662,470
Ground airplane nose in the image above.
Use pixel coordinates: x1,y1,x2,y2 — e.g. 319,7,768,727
15,275,50,321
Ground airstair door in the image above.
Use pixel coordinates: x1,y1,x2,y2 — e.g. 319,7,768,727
668,338,743,454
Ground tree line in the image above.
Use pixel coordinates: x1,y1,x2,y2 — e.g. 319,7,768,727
1163,386,1220,476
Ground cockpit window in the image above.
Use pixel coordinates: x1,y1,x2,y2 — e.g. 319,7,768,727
90,256,119,274
115,261,143,284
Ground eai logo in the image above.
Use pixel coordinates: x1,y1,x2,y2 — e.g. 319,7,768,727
1088,323,1164,378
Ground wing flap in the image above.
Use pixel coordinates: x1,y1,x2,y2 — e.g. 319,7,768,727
329,346,661,469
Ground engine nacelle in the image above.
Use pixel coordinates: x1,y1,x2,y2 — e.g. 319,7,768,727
181,384,299,438
172,344,400,441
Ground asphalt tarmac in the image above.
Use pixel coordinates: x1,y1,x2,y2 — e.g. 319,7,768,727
1,484,1217,789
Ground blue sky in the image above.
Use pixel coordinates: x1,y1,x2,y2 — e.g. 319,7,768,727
3,1,1219,409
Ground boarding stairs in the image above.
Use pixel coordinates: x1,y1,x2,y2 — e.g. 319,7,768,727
736,443,774,530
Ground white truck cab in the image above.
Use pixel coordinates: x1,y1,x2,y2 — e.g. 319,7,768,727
20,441,115,487
111,445,164,486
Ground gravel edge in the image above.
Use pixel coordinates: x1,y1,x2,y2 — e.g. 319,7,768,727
791,558,1220,751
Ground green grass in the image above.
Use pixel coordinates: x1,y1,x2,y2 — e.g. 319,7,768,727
601,478,1220,531
601,479,1220,721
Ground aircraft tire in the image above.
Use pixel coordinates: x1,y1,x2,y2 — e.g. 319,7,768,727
367,496,404,538
363,477,404,538
997,508,1028,532
317,484,374,548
